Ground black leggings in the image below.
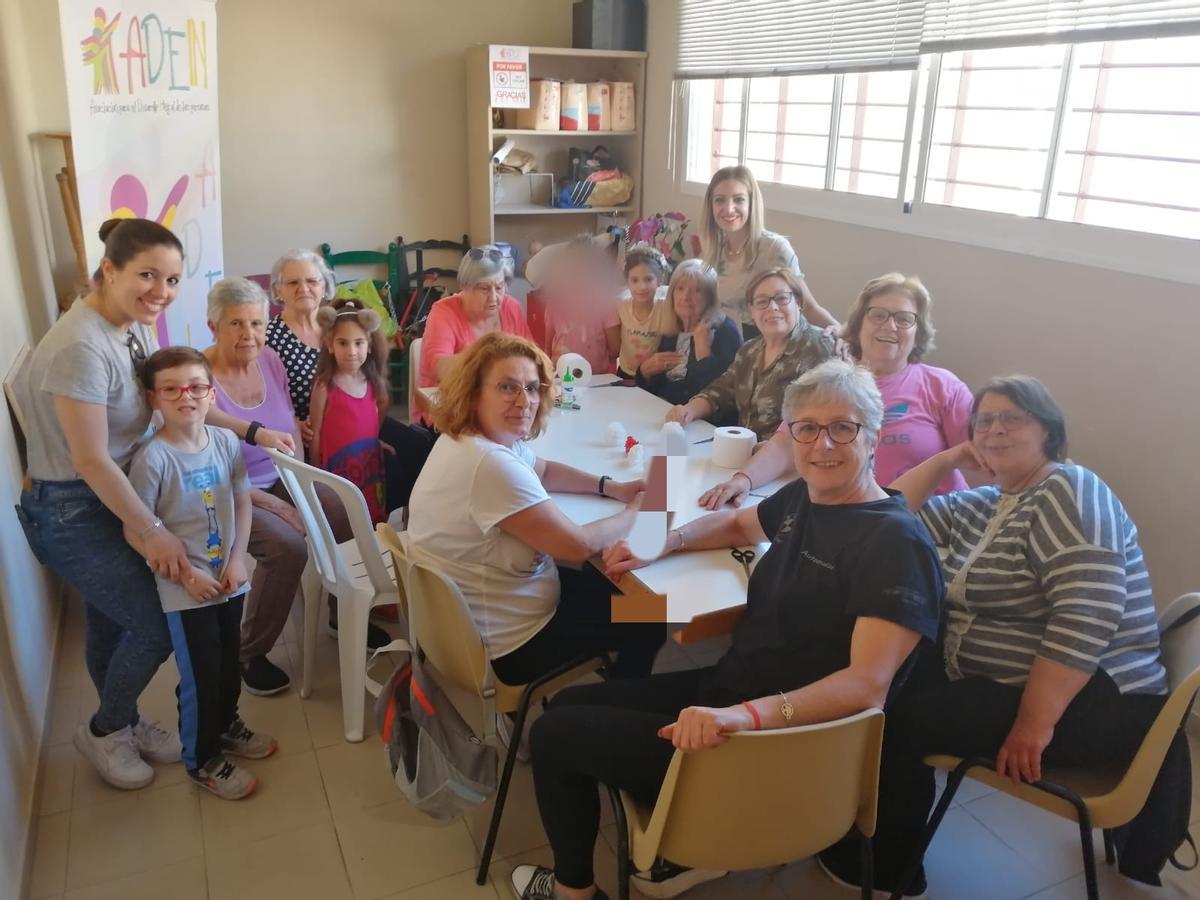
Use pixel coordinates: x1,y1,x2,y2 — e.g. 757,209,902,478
529,668,720,889
491,563,667,685
873,667,1166,882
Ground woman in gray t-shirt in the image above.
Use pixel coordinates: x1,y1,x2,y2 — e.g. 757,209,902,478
16,219,291,792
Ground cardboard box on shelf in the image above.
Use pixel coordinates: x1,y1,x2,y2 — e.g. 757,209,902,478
611,82,636,131
560,81,589,131
511,79,561,130
586,82,611,131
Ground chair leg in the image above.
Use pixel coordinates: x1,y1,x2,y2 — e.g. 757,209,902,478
889,758,976,900
299,564,321,700
1103,828,1116,865
336,591,370,742
1078,809,1100,900
476,693,532,885
859,828,874,900
607,785,631,900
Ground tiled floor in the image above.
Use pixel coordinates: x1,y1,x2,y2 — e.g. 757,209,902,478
27,597,1200,900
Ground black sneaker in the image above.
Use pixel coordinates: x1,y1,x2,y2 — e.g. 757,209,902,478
632,859,727,898
326,610,390,650
510,865,609,900
241,655,291,696
816,845,927,899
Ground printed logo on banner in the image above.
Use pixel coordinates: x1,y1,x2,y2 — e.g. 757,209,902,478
60,0,224,350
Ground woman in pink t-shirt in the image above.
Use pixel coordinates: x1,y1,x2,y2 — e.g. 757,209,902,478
700,273,976,509
419,245,533,388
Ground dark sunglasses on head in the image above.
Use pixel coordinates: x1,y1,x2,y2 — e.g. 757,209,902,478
126,331,147,380
467,247,504,262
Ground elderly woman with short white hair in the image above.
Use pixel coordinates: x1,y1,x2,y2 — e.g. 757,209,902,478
204,278,386,696
418,244,533,387
264,248,338,446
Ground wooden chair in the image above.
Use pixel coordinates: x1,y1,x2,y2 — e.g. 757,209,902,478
893,592,1200,900
607,708,886,900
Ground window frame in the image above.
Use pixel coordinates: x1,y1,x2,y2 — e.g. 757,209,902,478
672,49,1200,287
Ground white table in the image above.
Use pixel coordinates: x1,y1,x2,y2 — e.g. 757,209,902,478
531,375,789,639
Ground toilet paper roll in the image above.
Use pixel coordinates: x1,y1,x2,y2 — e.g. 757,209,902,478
711,426,757,469
556,353,593,386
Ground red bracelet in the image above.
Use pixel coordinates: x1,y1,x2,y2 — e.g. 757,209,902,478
742,700,761,730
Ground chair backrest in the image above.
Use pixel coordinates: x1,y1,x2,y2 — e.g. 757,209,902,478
320,241,402,318
644,708,885,872
263,448,394,597
402,555,493,701
407,337,423,425
374,522,410,624
1104,592,1200,819
394,234,470,329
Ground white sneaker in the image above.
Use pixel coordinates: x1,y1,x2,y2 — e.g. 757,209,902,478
73,723,155,790
132,717,182,764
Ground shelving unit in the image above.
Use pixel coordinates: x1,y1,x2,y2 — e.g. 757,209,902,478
465,45,647,253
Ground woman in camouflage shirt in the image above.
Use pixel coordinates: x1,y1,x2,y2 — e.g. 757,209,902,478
666,268,834,440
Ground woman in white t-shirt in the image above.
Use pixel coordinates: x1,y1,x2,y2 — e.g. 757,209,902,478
407,333,666,689
701,165,838,335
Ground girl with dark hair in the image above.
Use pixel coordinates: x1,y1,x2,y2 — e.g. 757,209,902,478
309,299,391,523
17,218,191,790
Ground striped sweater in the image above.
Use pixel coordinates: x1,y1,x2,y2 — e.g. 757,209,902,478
920,465,1167,695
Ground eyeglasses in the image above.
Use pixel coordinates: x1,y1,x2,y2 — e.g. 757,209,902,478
973,411,1032,432
467,247,504,262
126,331,147,379
749,291,795,311
490,380,545,401
787,420,864,444
865,307,918,329
155,383,214,401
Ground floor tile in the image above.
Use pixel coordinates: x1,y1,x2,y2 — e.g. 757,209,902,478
378,867,502,899
206,819,353,900
72,745,188,811
922,807,1055,900
199,749,330,853
466,760,549,861
29,811,70,899
47,684,82,747
489,839,622,900
66,783,201,890
62,856,206,900
40,743,76,815
237,687,314,756
316,736,397,818
1025,861,1200,900
775,856,870,899
962,788,1100,884
334,799,478,899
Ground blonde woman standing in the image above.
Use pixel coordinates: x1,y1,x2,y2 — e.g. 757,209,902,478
701,165,837,334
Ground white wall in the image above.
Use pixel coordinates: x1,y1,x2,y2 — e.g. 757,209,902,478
643,0,1199,605
0,0,69,894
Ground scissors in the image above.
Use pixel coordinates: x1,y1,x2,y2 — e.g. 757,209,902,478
730,547,755,578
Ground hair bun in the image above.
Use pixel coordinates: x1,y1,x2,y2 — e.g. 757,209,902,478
315,305,338,329
98,218,124,242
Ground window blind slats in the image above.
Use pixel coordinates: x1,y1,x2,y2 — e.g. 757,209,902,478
676,0,925,78
921,1,1200,53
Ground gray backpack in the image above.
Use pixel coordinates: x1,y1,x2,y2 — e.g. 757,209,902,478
373,640,498,820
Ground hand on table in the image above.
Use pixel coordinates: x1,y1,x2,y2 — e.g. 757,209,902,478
601,538,657,577
698,475,751,510
666,404,695,427
658,704,756,752
605,478,645,504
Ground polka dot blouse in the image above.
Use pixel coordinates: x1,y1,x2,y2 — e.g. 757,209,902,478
265,316,320,420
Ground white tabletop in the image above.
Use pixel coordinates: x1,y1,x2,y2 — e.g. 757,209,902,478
531,375,785,631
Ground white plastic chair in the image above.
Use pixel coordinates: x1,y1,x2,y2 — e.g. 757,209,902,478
407,337,423,425
264,448,401,741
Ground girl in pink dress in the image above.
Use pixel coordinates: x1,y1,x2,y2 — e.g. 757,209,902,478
309,300,391,524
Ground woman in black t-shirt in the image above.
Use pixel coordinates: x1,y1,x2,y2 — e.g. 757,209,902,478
509,360,945,900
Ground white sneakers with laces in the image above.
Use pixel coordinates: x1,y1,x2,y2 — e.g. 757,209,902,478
73,723,155,790
132,717,183,764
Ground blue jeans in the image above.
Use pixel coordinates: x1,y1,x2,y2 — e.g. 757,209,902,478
18,480,172,733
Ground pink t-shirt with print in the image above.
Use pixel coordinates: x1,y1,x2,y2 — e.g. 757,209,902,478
545,302,619,376
779,361,973,493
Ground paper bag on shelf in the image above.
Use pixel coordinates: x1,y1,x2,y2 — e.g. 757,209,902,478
611,82,636,131
586,82,611,131
560,81,589,131
514,80,561,131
